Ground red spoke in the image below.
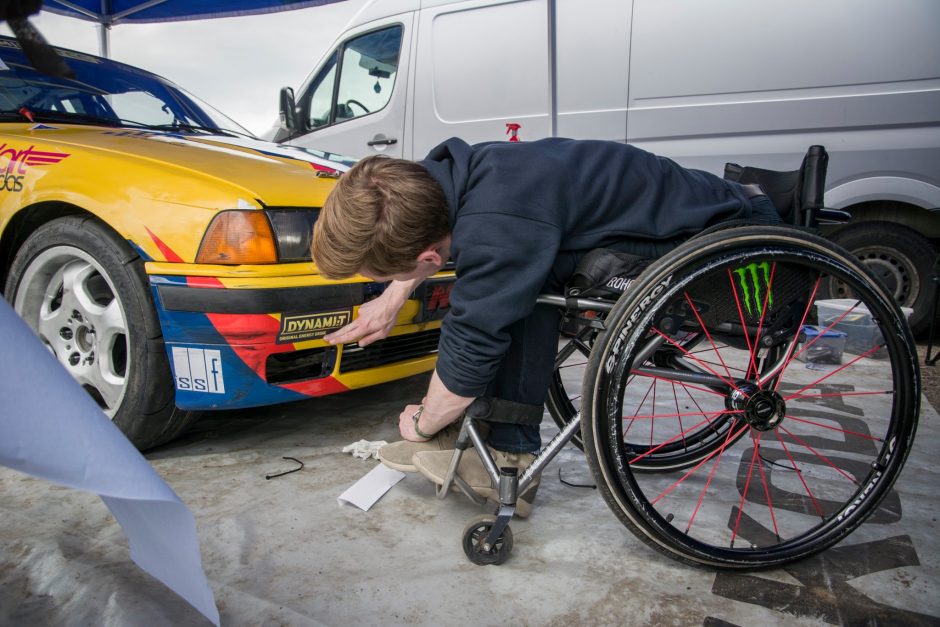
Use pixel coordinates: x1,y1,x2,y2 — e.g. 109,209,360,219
727,267,761,380
775,430,824,518
644,331,745,397
629,369,727,398
771,276,821,390
687,357,748,377
784,344,887,399
755,430,781,541
789,298,868,365
748,263,779,382
650,422,750,504
685,424,733,532
731,430,764,546
778,425,858,485
627,412,743,466
684,292,733,381
785,415,882,441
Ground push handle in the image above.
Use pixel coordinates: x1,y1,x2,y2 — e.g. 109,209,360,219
801,145,828,225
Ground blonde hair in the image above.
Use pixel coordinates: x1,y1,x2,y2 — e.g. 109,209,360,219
311,156,449,279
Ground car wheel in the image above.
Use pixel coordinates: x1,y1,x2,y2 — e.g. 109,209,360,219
5,215,197,449
826,220,937,337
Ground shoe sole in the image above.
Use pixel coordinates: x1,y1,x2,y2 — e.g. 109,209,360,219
377,451,418,473
413,453,538,518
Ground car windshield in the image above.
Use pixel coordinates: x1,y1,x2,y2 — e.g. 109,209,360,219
0,39,253,137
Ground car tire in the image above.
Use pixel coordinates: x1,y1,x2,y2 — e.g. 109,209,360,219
826,220,938,337
5,215,197,449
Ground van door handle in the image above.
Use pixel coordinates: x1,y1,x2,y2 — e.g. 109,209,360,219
367,137,398,146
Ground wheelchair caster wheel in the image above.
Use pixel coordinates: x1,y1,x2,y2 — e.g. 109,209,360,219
462,515,513,565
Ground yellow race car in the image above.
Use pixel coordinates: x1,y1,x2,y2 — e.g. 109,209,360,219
0,37,453,449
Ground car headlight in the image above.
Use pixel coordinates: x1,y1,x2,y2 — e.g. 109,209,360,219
195,208,319,264
266,208,320,262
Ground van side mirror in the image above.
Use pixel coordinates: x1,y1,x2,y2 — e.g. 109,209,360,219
278,86,297,133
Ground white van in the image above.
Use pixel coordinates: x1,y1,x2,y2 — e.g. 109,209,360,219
271,0,940,334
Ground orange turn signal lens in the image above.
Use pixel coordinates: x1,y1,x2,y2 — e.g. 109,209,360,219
196,210,278,264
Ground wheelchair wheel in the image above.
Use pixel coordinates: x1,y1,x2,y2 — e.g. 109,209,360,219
581,225,920,569
462,515,513,565
547,302,742,471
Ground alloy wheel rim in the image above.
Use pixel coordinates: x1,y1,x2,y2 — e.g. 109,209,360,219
14,246,130,417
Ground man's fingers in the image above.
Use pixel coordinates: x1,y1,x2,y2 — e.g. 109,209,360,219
325,318,393,345
324,321,361,344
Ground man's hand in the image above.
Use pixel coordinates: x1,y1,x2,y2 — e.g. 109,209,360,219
324,280,417,347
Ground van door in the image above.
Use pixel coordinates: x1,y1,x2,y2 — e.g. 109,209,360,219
555,0,630,142
625,0,940,177
286,16,414,159
410,0,552,159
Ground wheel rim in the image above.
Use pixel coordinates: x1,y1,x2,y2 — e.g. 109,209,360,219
463,517,512,565
14,246,130,417
592,242,917,565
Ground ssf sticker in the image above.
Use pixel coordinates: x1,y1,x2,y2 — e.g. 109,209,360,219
172,347,225,394
277,309,352,344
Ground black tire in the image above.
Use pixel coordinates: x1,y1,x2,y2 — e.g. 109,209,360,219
462,515,513,565
827,221,937,336
5,216,197,450
582,225,919,569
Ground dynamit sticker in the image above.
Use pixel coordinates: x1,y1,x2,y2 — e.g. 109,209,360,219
277,310,352,344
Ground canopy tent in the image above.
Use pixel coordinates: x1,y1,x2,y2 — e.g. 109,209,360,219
43,0,346,56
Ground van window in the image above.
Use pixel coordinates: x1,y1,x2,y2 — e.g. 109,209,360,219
303,26,402,131
305,52,337,129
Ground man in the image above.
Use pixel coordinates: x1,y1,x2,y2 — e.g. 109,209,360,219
312,137,779,517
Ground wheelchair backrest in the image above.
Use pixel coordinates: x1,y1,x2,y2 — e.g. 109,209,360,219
724,145,828,227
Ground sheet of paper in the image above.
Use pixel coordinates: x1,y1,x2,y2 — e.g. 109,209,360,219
0,299,219,626
337,464,406,511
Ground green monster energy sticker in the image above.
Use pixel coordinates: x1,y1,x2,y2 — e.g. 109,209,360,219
733,261,773,316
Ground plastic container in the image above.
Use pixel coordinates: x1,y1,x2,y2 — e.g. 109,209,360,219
814,299,913,359
796,325,847,364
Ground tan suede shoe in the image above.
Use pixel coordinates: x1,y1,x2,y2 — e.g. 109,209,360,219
412,447,540,517
376,422,461,472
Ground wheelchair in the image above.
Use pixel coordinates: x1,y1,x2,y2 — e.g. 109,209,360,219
442,146,921,569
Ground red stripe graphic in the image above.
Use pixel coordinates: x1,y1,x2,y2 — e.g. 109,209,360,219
145,226,184,263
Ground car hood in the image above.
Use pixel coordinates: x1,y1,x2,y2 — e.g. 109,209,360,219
8,124,355,207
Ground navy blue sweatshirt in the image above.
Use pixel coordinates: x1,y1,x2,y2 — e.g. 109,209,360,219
419,137,761,398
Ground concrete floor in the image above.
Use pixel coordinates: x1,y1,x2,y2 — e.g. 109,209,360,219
2,368,939,626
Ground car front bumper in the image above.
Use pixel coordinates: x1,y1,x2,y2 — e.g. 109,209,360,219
147,263,453,411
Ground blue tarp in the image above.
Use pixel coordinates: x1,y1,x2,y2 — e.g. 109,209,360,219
43,0,346,26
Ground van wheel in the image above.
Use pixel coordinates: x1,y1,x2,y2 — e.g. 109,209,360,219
5,216,197,450
826,221,937,336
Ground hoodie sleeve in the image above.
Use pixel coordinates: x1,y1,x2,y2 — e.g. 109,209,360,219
434,212,562,398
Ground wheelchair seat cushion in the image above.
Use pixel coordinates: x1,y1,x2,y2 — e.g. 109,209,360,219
566,248,653,300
